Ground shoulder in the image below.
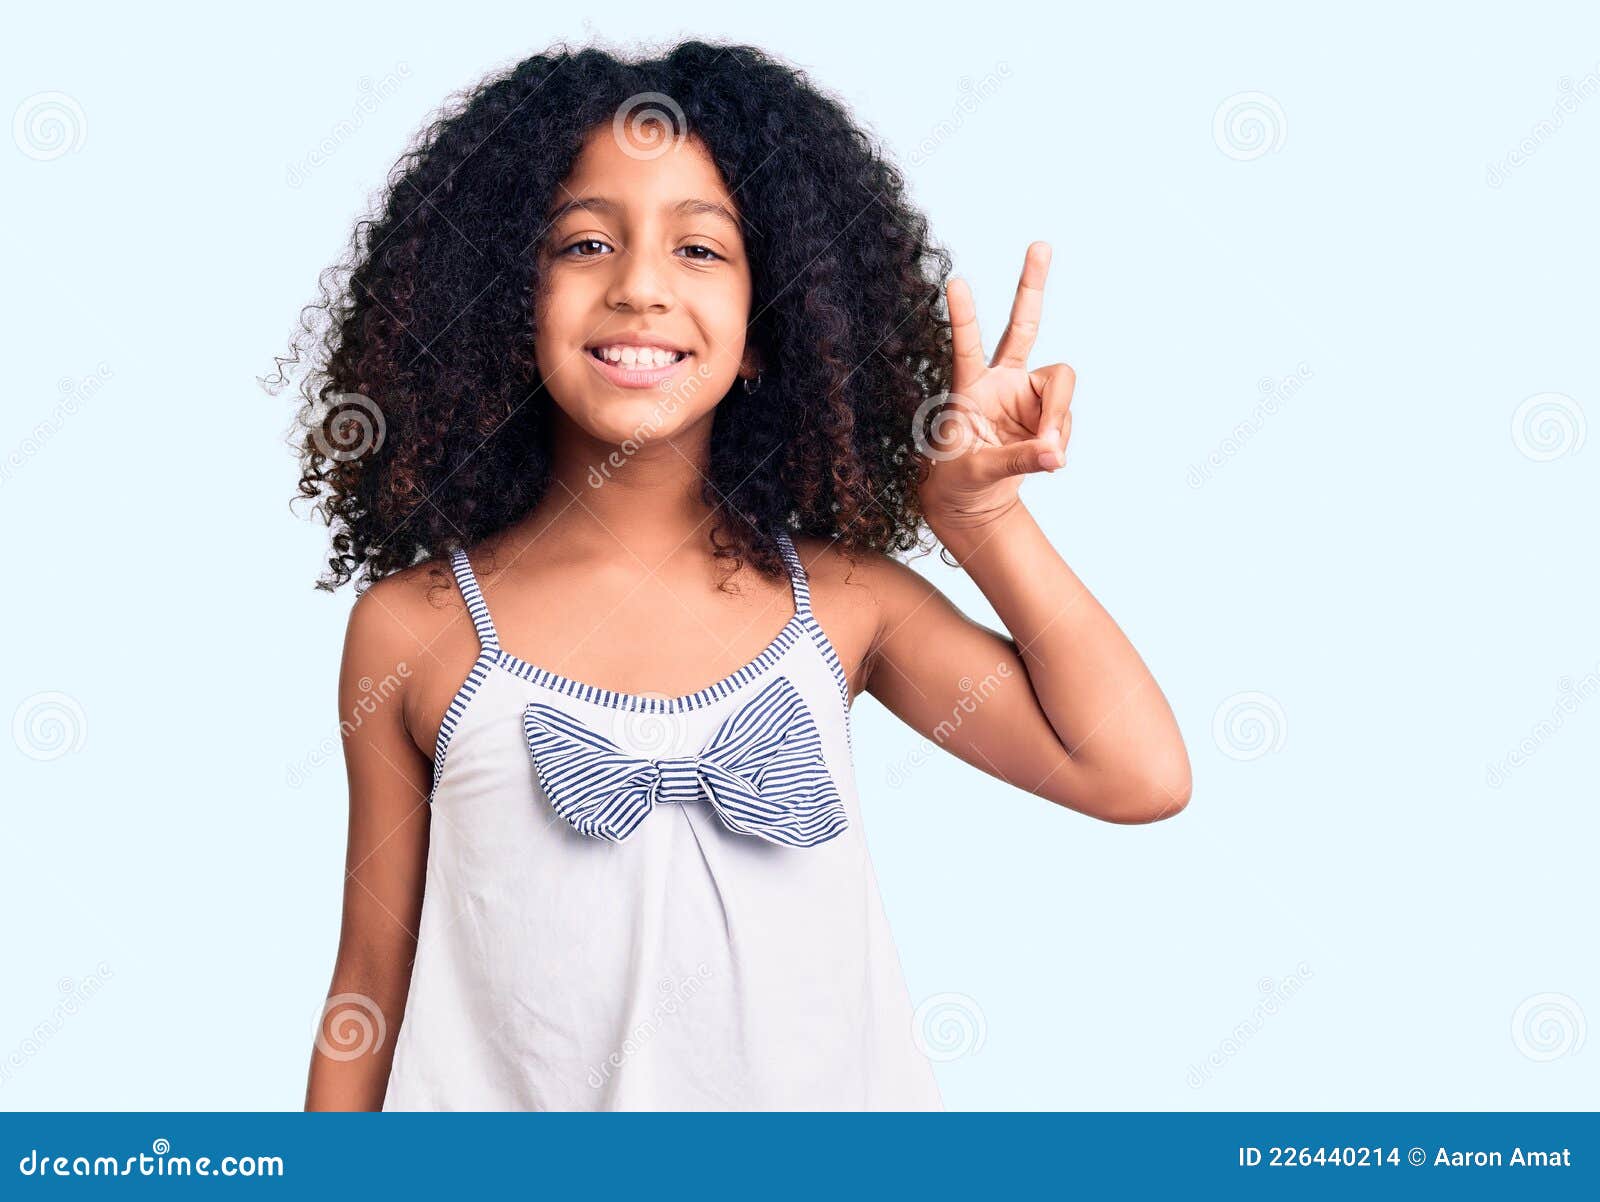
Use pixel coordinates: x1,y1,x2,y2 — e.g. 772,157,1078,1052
787,534,941,616
341,553,489,757
345,556,450,648
340,556,465,698
786,535,946,691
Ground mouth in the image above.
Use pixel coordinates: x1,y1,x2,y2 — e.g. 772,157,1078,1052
583,342,693,388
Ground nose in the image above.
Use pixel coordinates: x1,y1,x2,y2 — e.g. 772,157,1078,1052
604,247,673,313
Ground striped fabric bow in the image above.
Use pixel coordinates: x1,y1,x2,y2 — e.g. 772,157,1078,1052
521,675,849,848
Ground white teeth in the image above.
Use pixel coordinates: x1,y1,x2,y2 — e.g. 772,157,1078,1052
592,345,685,367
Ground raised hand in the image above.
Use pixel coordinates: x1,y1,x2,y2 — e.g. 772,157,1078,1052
916,241,1075,535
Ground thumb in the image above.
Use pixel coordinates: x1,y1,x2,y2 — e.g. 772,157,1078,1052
975,434,1061,483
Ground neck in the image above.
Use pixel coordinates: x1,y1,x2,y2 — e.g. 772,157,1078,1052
513,406,723,564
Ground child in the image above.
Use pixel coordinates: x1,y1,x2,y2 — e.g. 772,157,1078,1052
287,39,1191,1111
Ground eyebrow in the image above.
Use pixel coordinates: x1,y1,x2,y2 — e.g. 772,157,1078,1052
546,195,741,228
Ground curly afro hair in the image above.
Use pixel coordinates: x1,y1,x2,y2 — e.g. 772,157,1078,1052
272,39,955,592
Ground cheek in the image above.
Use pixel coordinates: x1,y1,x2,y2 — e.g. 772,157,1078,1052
702,284,754,360
531,284,586,372
533,261,593,323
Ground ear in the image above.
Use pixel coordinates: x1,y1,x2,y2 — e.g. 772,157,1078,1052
739,345,763,380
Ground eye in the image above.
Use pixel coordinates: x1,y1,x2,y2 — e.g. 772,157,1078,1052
559,238,612,258
676,244,723,262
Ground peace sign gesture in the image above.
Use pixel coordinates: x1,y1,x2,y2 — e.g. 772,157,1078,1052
916,242,1075,534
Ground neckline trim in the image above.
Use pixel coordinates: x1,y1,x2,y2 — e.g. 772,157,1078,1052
488,608,809,713
428,612,852,805
445,528,816,713
428,530,852,803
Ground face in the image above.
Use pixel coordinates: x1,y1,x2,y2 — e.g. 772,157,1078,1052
532,123,757,447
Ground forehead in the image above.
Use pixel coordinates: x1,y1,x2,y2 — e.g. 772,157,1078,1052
554,124,740,221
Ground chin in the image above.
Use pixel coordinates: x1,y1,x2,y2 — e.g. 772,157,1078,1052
574,396,692,446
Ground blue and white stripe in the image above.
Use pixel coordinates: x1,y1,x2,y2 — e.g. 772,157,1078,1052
431,530,855,801
523,673,849,848
451,547,502,652
775,533,854,756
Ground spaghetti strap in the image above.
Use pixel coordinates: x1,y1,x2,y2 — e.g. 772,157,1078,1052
449,547,501,652
774,531,812,617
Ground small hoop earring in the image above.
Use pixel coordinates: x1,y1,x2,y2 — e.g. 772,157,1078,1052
742,370,763,395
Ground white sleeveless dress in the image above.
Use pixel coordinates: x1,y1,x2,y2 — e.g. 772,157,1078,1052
382,532,943,1111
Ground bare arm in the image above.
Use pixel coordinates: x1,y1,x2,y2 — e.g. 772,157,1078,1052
305,583,432,1111
866,241,1190,824
864,506,1191,824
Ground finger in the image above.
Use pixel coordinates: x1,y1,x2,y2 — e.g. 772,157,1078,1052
1040,413,1071,469
967,433,1064,482
990,241,1052,369
946,276,986,393
1029,363,1076,459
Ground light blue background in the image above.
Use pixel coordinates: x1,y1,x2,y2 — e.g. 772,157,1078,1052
2,2,1595,1111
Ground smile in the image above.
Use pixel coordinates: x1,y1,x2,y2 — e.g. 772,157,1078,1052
584,343,693,389
588,343,689,367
